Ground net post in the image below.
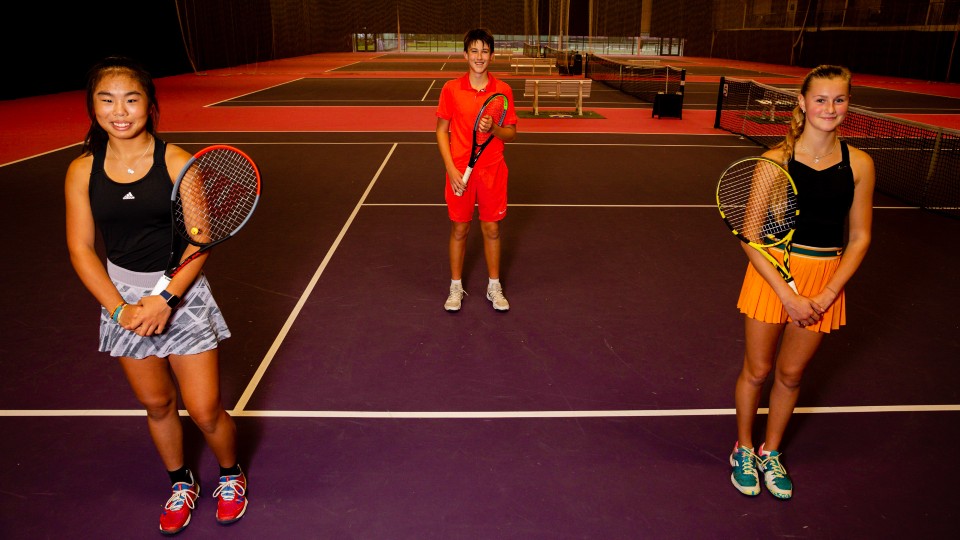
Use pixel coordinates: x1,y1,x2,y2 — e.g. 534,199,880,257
714,76,726,129
577,80,584,116
533,80,540,116
921,128,943,208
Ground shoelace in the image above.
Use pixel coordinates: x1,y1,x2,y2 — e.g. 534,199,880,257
165,483,197,511
487,285,506,301
447,287,466,300
737,448,758,476
213,477,246,501
760,453,787,478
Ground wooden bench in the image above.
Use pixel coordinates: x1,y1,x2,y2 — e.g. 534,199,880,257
755,98,796,121
523,79,593,116
511,57,556,74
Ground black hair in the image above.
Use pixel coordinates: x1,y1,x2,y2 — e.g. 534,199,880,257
463,28,495,53
81,56,159,156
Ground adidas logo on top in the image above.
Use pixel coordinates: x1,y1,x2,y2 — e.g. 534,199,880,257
122,192,135,200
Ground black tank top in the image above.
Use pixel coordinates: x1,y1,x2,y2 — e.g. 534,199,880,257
789,141,855,248
89,138,183,272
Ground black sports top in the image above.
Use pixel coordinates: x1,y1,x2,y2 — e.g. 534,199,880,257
89,138,184,272
789,141,855,248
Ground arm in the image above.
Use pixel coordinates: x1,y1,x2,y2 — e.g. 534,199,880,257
739,243,823,326
436,117,465,193
744,148,824,325
65,155,132,324
809,146,875,309
129,143,209,335
483,119,517,143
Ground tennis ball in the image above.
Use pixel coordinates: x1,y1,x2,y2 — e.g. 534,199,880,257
190,227,200,235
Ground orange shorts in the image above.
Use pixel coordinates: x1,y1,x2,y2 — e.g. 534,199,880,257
446,159,508,222
737,244,846,333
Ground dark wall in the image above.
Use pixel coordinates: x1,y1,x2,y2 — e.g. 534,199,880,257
651,0,713,55
8,1,955,101
702,29,960,83
4,2,193,100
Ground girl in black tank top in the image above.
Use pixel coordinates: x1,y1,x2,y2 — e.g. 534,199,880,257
64,56,249,533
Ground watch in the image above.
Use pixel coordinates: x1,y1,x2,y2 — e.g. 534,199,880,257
159,290,181,308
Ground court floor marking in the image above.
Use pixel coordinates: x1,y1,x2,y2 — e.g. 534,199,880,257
3,405,958,418
230,143,399,413
421,80,436,101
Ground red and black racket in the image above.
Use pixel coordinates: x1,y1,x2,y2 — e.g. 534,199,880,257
150,145,261,295
457,92,509,196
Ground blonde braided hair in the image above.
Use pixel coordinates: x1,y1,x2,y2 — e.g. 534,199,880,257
777,65,852,165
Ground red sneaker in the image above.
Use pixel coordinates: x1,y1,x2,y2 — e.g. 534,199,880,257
159,476,199,535
213,470,248,524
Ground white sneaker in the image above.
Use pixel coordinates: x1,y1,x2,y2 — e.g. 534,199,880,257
444,283,466,312
486,282,510,311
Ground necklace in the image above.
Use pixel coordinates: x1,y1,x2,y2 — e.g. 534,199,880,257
110,138,153,175
800,137,838,164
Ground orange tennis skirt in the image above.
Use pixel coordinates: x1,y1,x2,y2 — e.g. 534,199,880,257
737,244,846,333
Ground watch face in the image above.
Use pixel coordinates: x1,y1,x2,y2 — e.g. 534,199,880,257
161,290,179,307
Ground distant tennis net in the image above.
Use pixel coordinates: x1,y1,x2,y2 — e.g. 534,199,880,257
585,54,685,104
715,76,960,218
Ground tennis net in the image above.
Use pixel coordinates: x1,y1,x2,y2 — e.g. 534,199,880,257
584,54,685,104
715,77,960,218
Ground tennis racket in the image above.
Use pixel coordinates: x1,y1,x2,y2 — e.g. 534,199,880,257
457,92,509,196
716,156,799,294
149,145,262,296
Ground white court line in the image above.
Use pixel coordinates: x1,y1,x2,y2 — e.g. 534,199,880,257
3,405,958,418
229,143,399,413
421,80,436,101
204,78,305,107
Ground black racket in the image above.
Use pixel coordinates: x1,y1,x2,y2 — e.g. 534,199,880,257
716,156,799,294
457,92,509,196
149,145,261,296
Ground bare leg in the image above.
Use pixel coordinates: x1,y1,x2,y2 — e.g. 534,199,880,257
118,355,185,470
170,349,238,468
449,221,470,280
734,317,783,449
480,220,501,279
763,324,823,450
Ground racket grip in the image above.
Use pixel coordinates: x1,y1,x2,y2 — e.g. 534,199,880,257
457,166,474,196
787,279,798,294
150,274,172,296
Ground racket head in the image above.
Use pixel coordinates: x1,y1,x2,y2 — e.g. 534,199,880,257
172,145,262,248
716,156,798,247
473,92,509,148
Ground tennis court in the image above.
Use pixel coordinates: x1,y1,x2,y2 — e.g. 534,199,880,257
1,52,959,538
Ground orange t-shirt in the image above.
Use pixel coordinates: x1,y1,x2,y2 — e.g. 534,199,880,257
436,73,518,170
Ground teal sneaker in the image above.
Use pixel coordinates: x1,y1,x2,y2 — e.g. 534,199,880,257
729,442,760,496
758,444,793,499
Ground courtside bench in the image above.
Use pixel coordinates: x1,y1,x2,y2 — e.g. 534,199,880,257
523,79,593,116
511,57,556,74
755,98,796,121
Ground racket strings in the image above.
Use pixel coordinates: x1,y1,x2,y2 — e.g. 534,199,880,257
474,97,507,146
718,162,797,245
175,149,259,244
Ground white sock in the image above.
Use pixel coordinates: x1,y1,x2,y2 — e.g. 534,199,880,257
488,278,500,288
451,279,462,287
